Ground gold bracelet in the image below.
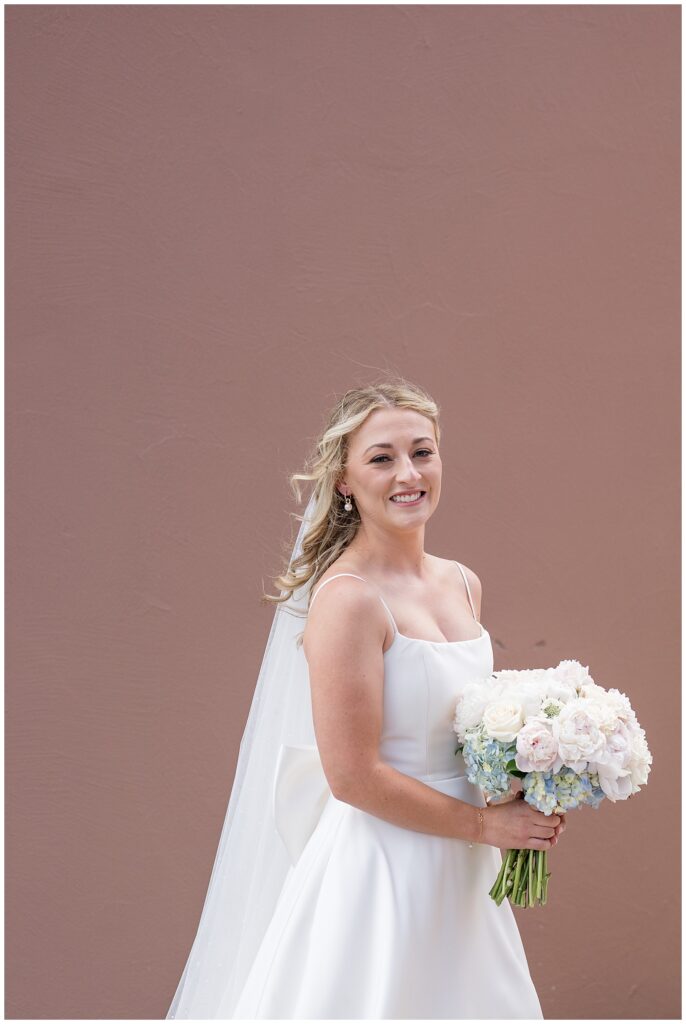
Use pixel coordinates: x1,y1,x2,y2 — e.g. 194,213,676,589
468,807,485,849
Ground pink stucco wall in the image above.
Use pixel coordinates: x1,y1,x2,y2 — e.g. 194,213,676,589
5,5,680,1019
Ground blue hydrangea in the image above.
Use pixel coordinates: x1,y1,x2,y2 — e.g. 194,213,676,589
522,765,606,814
460,725,512,797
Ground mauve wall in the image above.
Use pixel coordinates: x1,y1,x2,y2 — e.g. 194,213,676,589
6,5,679,1020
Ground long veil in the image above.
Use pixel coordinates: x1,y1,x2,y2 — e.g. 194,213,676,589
167,491,330,1018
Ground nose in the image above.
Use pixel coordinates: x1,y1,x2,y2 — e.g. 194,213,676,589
396,457,424,484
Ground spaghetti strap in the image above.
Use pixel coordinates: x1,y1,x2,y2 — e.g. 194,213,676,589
454,561,478,622
309,573,398,637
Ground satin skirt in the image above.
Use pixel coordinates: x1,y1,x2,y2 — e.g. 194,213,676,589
229,773,544,1020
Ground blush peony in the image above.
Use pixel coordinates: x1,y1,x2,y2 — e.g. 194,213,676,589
514,719,562,773
551,703,606,772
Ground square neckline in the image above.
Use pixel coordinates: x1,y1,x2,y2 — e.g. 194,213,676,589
392,622,487,646
384,621,488,656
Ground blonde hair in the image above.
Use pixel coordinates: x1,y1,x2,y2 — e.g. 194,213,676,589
262,376,441,643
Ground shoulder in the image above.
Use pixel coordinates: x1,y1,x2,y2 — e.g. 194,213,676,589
431,555,483,614
309,561,371,602
303,564,387,658
430,553,482,589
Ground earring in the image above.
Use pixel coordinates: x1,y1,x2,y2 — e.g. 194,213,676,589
344,493,353,512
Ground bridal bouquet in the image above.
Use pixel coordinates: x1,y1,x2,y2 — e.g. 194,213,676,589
453,659,652,908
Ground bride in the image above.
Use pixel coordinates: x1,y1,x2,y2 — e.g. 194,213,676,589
167,377,564,1019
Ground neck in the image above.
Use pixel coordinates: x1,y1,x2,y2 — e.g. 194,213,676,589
345,523,429,578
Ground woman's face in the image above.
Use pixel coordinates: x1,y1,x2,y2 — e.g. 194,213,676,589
337,407,442,530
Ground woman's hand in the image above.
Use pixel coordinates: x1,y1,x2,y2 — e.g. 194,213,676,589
481,791,567,850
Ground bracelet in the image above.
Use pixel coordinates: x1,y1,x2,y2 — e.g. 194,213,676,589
468,807,485,849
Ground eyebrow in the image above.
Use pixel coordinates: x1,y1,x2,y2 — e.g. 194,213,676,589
363,436,435,455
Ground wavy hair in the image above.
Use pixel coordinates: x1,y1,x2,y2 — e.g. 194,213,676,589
262,377,441,643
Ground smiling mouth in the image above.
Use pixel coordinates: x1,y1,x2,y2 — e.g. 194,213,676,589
389,490,426,505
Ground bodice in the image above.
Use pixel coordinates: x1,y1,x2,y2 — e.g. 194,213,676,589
379,628,494,781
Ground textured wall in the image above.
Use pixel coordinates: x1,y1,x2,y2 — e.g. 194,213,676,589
6,5,680,1019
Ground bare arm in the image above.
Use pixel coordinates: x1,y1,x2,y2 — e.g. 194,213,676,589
303,577,486,845
333,758,486,842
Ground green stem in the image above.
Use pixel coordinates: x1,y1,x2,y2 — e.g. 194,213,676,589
489,855,507,904
511,848,525,898
489,847,553,909
542,851,550,905
536,849,543,904
528,850,534,906
516,850,529,903
501,849,516,902
489,847,516,905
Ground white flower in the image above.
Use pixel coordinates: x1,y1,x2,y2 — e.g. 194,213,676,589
482,698,525,743
592,719,634,776
603,687,638,727
551,703,606,771
627,728,653,791
578,679,610,701
538,696,565,719
494,669,528,686
543,678,578,704
494,668,548,688
453,682,490,744
509,682,546,721
514,718,562,773
487,679,509,703
555,658,594,692
594,763,634,802
583,698,621,736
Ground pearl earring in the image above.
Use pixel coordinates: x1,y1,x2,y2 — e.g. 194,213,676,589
344,493,353,512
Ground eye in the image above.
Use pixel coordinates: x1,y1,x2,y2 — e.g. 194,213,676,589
370,449,434,464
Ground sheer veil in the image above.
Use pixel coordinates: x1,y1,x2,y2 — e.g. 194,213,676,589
167,491,330,1018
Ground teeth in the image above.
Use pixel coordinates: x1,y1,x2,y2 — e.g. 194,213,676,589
391,491,423,503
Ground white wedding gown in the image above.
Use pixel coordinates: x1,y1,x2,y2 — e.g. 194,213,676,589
229,564,544,1020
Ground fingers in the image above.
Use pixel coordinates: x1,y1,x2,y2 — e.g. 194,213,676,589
513,800,567,847
525,819,558,840
531,823,556,839
529,836,553,851
527,813,567,848
531,811,560,828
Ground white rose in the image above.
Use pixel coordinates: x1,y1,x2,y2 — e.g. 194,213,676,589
482,698,525,743
552,703,606,771
514,718,562,773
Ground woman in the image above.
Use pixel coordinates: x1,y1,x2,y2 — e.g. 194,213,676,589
167,378,565,1019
